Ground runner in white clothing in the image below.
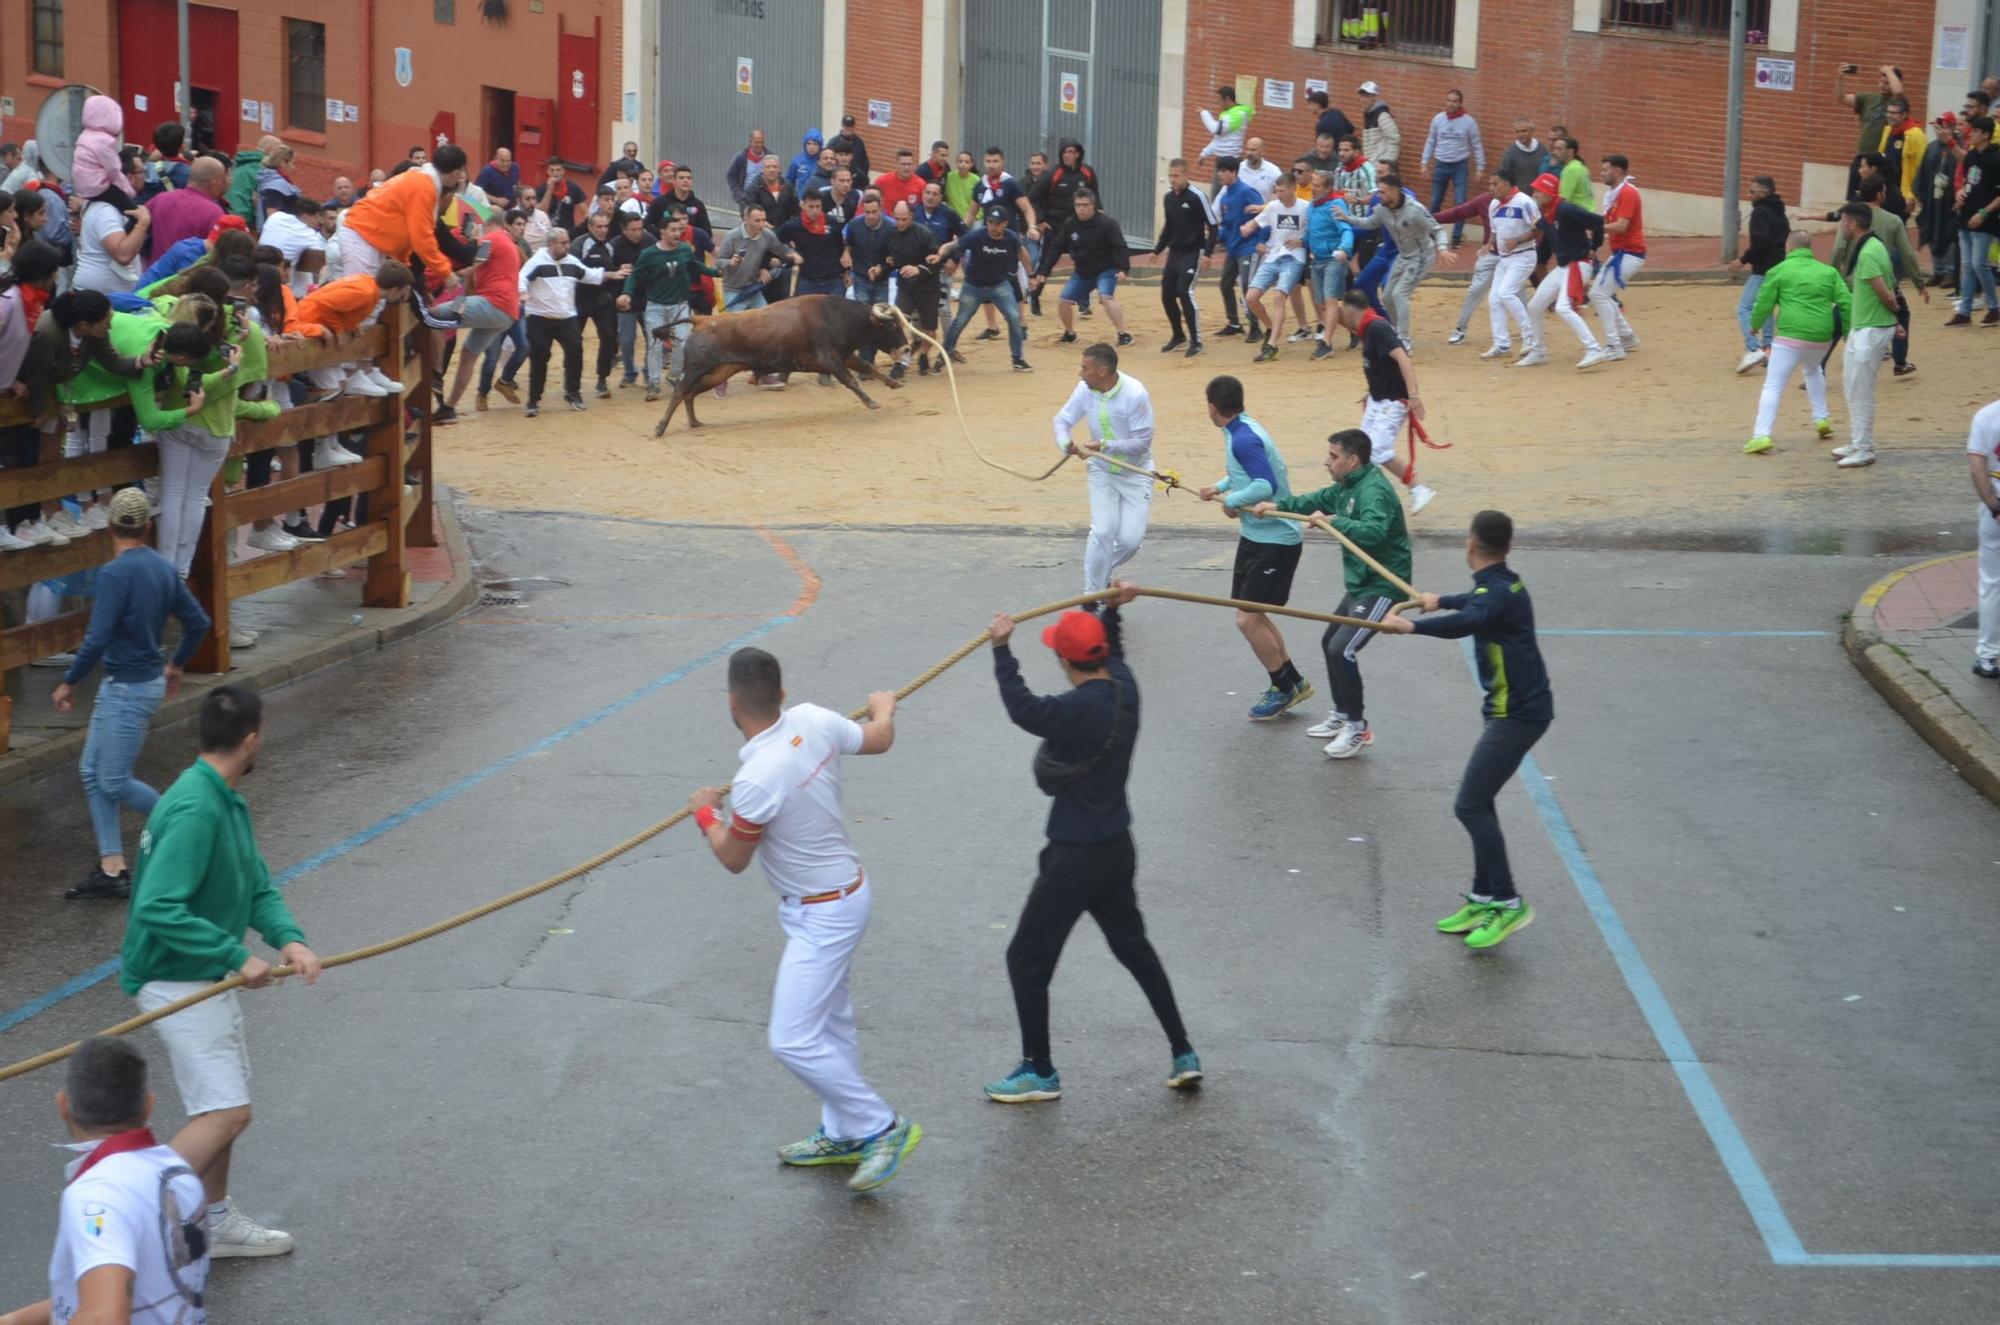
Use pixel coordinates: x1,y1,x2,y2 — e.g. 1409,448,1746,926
687,650,922,1193
1969,399,2000,678
1054,344,1156,596
1481,168,1541,358
2,1037,210,1325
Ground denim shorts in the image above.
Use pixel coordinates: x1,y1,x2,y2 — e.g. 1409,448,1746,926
1311,256,1350,303
1249,256,1305,294
1061,270,1119,303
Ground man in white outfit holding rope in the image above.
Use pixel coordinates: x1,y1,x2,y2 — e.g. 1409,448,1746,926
1054,342,1156,600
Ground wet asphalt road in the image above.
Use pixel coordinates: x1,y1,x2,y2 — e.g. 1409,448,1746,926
0,507,1996,1324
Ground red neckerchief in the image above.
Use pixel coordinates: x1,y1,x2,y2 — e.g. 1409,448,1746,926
1346,156,1368,172
1890,117,1919,135
1445,108,1466,120
21,285,51,326
1356,308,1385,336
985,172,1006,191
800,209,828,235
69,1128,158,1185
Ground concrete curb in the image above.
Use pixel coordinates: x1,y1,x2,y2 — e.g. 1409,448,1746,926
0,495,479,793
1843,552,2000,808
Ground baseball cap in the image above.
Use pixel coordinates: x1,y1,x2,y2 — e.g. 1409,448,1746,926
842,114,857,127
984,203,1010,223
107,488,151,532
1042,610,1109,664
1358,80,1381,96
1531,171,1561,197
1937,110,1959,126
207,215,249,243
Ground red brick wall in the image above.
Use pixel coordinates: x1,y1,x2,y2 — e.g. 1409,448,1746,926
846,0,926,155
1180,0,1934,208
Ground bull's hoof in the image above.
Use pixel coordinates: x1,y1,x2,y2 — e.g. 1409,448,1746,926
653,424,667,438
864,399,882,410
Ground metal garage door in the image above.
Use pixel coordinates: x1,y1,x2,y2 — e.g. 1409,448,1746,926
658,1,824,215
961,0,1163,244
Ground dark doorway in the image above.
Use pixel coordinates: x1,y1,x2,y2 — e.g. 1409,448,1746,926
482,86,516,172
189,87,219,153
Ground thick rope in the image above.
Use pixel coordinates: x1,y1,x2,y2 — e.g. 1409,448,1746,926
885,303,1072,482
0,585,1395,1085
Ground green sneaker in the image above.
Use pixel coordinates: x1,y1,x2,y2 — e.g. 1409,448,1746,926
1279,678,1316,714
1814,417,1834,439
1464,901,1534,949
777,1127,865,1167
1436,896,1497,933
1743,436,1773,455
849,1115,922,1192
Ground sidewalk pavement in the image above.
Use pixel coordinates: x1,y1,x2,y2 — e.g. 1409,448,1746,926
1846,551,2000,806
0,499,477,791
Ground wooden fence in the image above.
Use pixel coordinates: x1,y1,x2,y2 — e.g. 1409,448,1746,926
0,305,434,746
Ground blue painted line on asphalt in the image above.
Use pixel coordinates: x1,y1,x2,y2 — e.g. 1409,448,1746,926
1540,628,1829,638
0,615,793,1041
1478,640,2000,1269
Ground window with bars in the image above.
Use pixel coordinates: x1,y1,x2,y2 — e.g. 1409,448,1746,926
1317,0,1455,58
32,0,63,77
286,18,326,132
1602,0,1769,41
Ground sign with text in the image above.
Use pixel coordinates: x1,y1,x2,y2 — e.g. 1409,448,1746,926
1753,57,1795,92
1060,72,1079,114
736,58,753,94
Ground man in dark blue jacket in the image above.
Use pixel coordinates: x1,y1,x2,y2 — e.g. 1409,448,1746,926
984,582,1200,1103
1382,510,1552,950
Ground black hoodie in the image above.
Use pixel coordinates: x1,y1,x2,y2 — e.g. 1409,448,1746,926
1038,209,1130,282
1043,140,1099,234
1744,193,1787,275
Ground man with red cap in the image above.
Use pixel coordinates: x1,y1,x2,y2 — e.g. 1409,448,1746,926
984,583,1202,1105
1519,171,1607,369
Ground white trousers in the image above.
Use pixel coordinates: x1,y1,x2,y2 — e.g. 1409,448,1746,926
1752,341,1830,440
1084,463,1152,593
1488,249,1536,348
1589,252,1642,346
1978,502,2000,664
334,222,386,279
1455,249,1499,332
1529,262,1600,353
1842,324,1893,452
769,882,894,1142
1360,397,1408,466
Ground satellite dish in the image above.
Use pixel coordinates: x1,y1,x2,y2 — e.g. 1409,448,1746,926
33,84,101,184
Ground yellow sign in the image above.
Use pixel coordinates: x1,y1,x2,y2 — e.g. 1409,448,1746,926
1234,75,1257,108
736,58,753,95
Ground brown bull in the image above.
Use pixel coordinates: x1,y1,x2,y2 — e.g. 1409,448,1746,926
651,296,911,433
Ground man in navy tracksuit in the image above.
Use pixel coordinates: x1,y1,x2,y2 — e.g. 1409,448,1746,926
1382,509,1551,951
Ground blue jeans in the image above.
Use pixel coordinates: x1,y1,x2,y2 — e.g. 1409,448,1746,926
454,296,514,359
849,276,889,305
724,285,769,311
617,309,641,381
1356,247,1396,315
1957,229,1998,314
481,318,528,393
944,281,1026,359
1736,275,1774,351
80,675,165,859
1429,159,1471,244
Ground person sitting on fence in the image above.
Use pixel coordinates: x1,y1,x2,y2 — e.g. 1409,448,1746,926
334,144,467,295
291,260,416,409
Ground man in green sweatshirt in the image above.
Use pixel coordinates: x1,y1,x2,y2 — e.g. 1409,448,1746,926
1252,428,1413,759
122,685,320,1261
1744,231,1850,455
618,213,722,400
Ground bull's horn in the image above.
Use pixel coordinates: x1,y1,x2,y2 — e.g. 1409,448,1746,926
870,303,895,322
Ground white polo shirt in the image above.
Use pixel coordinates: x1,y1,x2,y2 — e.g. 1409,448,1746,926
1238,158,1283,202
730,703,865,899
1970,399,2000,499
49,1139,208,1324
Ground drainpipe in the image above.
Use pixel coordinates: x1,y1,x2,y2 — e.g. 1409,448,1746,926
360,0,375,173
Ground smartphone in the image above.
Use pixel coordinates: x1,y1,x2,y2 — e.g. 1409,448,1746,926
1841,63,1859,74
150,330,165,356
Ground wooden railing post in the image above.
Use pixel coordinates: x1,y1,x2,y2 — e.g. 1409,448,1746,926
362,304,411,610
407,307,437,549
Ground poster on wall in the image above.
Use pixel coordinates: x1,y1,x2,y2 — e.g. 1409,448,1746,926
241,98,258,122
867,99,892,128
1264,79,1295,110
259,101,274,131
1937,24,1969,71
736,58,754,94
1305,78,1328,98
1059,73,1079,114
1753,57,1795,91
1234,75,1257,107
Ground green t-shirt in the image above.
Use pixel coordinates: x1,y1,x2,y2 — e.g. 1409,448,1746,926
1559,159,1596,212
1852,91,1887,155
1849,235,1897,328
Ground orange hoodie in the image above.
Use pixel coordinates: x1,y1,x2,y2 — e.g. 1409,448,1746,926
292,275,382,337
341,166,452,283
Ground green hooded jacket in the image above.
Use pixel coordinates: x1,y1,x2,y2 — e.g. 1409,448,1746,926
1749,247,1852,344
226,149,265,225
1273,460,1413,603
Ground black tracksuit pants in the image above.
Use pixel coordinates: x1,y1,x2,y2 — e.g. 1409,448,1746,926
527,314,584,404
1321,593,1396,723
1161,247,1202,340
584,303,619,384
1006,831,1191,1070
1455,717,1551,902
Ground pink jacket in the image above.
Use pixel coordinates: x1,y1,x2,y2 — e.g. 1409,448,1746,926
71,95,125,200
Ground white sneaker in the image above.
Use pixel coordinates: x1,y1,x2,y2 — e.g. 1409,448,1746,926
1512,348,1548,367
80,504,111,530
24,518,68,546
207,1207,294,1259
230,627,260,649
1323,725,1374,759
0,523,35,551
1576,349,1610,370
1479,344,1512,360
1409,483,1437,514
1836,448,1876,468
343,371,391,398
1305,711,1347,740
1829,442,1858,458
362,366,404,394
1735,348,1766,375
1621,335,1641,351
47,509,89,538
1447,328,1467,345
317,437,364,467
141,479,163,513
246,526,301,553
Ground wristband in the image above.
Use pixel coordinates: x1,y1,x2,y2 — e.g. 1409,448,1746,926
695,806,718,833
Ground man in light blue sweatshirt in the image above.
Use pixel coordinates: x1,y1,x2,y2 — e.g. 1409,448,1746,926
1420,90,1486,248
1197,374,1313,721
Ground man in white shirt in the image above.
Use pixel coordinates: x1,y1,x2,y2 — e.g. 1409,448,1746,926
686,649,922,1194
517,226,624,416
0,1037,209,1325
1970,399,2000,678
1481,166,1542,359
1241,174,1312,359
1054,343,1156,596
1236,138,1283,202
1199,86,1251,163
258,197,327,297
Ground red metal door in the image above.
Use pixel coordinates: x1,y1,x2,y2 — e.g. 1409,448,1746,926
555,19,600,173
515,96,555,180
117,0,239,154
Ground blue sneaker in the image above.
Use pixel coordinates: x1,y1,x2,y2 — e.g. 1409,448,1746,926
777,1127,865,1167
1248,687,1291,720
849,1115,922,1192
1167,1051,1204,1089
985,1060,1063,1103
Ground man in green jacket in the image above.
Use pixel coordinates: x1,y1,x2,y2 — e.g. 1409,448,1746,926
123,685,320,1261
224,137,277,226
617,213,721,399
1745,231,1850,455
1252,428,1413,759
1824,175,1930,380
